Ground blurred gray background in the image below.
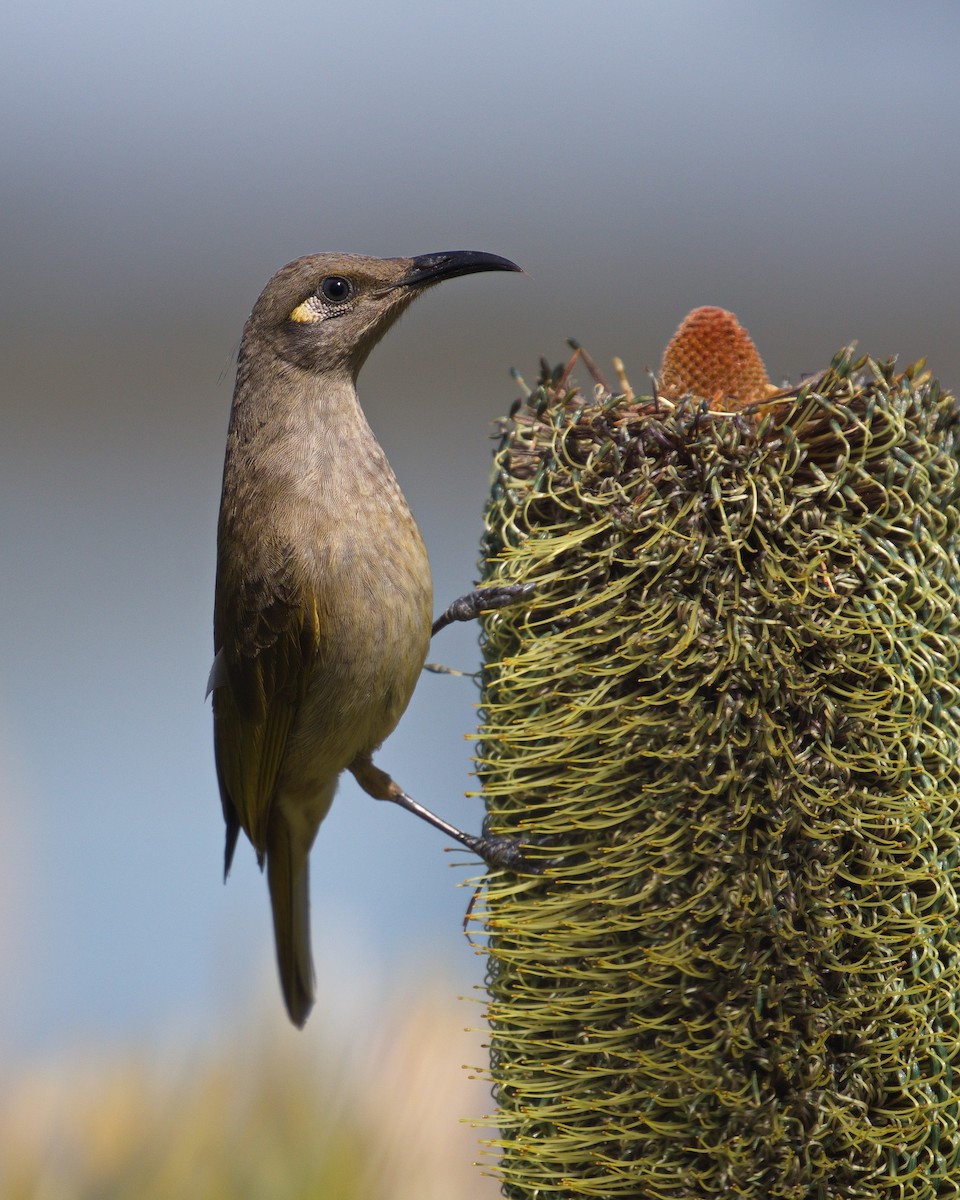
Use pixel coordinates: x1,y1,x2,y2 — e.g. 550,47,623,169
2,0,959,1061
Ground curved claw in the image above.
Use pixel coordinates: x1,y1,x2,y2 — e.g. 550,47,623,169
432,582,536,637
465,832,544,874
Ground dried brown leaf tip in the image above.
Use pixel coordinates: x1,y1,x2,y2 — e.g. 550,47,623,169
659,305,772,410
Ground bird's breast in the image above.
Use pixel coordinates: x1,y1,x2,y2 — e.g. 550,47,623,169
285,422,433,773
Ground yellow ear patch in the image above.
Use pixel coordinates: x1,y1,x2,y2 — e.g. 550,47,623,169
289,297,323,324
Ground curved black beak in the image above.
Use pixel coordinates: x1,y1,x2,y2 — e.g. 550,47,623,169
402,250,522,288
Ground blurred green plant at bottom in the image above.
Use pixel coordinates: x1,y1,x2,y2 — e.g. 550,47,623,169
0,983,500,1200
474,329,960,1197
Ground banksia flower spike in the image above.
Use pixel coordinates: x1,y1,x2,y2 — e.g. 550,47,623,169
659,305,776,412
474,310,960,1198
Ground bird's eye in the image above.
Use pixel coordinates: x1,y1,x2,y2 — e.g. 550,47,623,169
319,276,354,304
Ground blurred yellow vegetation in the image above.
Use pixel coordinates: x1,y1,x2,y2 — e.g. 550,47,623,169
0,984,500,1200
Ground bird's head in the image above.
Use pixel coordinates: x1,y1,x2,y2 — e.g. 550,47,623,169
243,251,522,380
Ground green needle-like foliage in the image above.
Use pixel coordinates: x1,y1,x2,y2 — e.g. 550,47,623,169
475,343,960,1198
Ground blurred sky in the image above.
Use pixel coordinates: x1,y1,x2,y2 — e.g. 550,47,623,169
3,0,960,1063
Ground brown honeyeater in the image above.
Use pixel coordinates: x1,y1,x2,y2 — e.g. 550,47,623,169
210,251,522,1026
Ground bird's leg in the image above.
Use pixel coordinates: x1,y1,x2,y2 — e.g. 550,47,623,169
431,582,535,637
414,581,537,866
349,756,536,872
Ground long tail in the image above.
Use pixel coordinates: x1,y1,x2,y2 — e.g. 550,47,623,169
266,814,315,1028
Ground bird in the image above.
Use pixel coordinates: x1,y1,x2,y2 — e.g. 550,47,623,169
209,250,523,1027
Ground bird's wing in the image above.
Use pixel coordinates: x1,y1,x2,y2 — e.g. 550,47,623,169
212,540,321,870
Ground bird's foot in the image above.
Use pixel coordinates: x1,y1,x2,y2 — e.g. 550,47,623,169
431,582,535,637
460,830,543,874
